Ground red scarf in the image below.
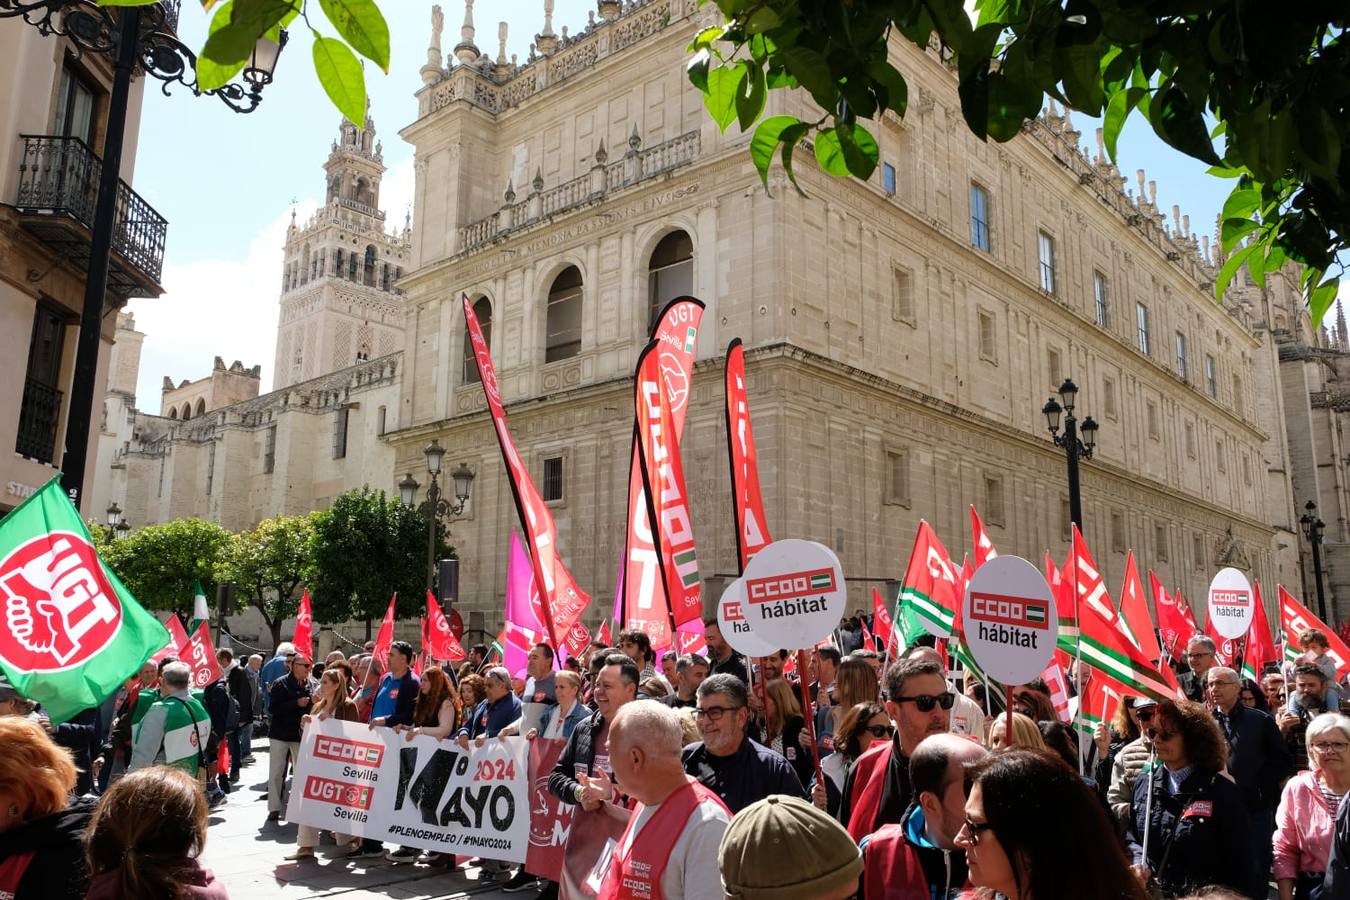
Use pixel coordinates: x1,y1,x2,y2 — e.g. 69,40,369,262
846,740,894,842
598,779,727,900
0,851,35,899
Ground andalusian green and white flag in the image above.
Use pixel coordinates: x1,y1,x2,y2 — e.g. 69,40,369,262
0,477,169,723
188,579,209,633
894,520,960,646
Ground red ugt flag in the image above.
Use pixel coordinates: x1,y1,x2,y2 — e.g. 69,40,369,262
292,590,314,659
425,591,465,663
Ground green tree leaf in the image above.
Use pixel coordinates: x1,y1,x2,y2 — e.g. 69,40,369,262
780,45,834,103
751,115,801,188
735,60,767,132
318,0,391,73
687,48,711,93
1214,241,1260,300
196,0,246,91
1150,81,1221,166
1308,278,1340,326
704,64,745,133
1102,87,1145,161
836,121,879,179
814,128,848,176
313,36,368,126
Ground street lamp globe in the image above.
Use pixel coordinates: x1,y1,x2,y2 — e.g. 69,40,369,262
1042,397,1063,433
399,473,419,507
243,29,288,87
1081,416,1099,452
424,439,445,476
115,519,130,537
451,463,475,505
1057,378,1078,412
105,502,122,527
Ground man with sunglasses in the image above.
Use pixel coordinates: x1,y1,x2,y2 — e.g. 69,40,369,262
1106,697,1158,828
265,651,314,823
841,657,953,842
681,673,807,813
857,733,988,899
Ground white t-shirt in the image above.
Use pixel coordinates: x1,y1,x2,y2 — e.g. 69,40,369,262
615,795,730,900
949,689,986,738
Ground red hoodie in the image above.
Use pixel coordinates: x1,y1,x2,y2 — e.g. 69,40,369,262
86,859,229,900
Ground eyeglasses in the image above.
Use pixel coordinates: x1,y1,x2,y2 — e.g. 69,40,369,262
1135,708,1156,723
293,662,312,669
694,705,743,721
1312,741,1350,754
864,724,895,738
1185,651,1214,659
893,692,955,712
959,815,994,846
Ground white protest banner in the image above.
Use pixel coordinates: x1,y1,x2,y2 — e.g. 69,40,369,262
962,556,1058,685
1207,567,1255,640
285,719,530,861
739,539,847,649
717,578,780,657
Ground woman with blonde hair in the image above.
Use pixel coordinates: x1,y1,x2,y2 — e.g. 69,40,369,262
0,717,94,899
85,765,226,899
760,678,814,787
829,656,880,739
988,711,1047,751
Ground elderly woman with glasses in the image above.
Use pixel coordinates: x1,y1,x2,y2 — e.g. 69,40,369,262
1274,712,1350,900
1125,698,1253,898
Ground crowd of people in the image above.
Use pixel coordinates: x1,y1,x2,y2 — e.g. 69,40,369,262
7,611,1350,899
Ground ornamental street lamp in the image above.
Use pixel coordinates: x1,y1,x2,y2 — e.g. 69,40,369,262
0,0,286,510
401,439,474,594
104,501,122,540
1042,378,1099,532
1300,500,1329,623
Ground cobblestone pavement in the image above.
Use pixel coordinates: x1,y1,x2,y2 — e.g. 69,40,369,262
200,743,523,899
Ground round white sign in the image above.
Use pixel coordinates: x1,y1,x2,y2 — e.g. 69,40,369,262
1207,567,1254,639
716,579,781,658
737,539,847,650
961,556,1058,685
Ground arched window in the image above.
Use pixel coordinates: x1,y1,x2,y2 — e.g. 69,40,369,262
463,296,491,384
647,230,693,333
168,407,178,420
363,245,377,286
328,175,341,203
301,244,311,284
381,263,390,291
335,248,344,276
181,403,192,421
545,266,583,363
353,176,366,203
348,252,358,281
194,398,206,418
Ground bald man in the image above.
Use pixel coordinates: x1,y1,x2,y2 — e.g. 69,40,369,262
590,701,731,900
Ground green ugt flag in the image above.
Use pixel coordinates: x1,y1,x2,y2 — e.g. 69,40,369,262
0,477,169,723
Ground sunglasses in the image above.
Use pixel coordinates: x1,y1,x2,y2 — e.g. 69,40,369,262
961,815,994,846
1135,707,1156,723
864,724,895,738
894,692,956,712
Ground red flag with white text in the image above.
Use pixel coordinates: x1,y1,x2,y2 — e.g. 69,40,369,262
1151,573,1195,661
620,298,705,644
1203,614,1237,667
372,593,396,671
1040,658,1072,723
1241,582,1277,682
425,591,465,662
292,590,314,659
970,505,999,569
726,338,772,570
1118,553,1161,662
152,614,190,665
463,294,590,647
634,338,703,635
1279,585,1350,678
181,620,223,690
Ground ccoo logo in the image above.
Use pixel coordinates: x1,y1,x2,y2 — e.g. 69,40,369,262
0,531,122,672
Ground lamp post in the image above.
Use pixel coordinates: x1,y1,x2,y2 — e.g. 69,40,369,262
1042,378,1099,531
1300,500,1329,623
400,439,474,595
0,0,287,510
104,501,122,540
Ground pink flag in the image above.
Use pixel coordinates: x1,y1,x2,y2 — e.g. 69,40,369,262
676,623,707,658
505,532,544,677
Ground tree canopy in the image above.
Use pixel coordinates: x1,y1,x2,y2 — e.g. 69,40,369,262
690,0,1347,319
99,517,233,620
218,514,313,648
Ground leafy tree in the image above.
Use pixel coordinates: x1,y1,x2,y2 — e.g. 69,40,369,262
306,487,451,638
687,0,1347,319
99,518,233,620
218,514,314,649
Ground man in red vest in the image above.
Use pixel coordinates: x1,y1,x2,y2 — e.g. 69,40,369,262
859,733,988,899
840,657,952,841
593,700,731,900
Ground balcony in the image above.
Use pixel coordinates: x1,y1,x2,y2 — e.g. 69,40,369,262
16,377,62,464
14,135,167,298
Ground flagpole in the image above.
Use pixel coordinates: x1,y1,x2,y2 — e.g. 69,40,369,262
1141,746,1157,866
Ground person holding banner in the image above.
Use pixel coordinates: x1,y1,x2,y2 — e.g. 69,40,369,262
129,662,212,783
456,666,522,745
285,663,360,862
370,641,421,730
549,654,640,809
531,671,588,742
592,701,731,900
265,653,313,823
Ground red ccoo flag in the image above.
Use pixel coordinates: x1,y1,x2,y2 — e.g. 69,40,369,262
1150,572,1195,662
1118,552,1161,662
1279,585,1350,679
372,593,396,670
292,590,314,659
1241,582,1277,683
425,591,465,663
969,505,999,569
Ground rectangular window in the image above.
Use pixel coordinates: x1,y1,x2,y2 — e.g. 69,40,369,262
1175,332,1189,382
56,64,97,145
542,456,564,502
205,442,216,496
1205,354,1217,398
263,425,276,474
1047,347,1062,390
1093,272,1110,328
1232,374,1244,414
970,183,990,251
16,301,70,463
886,449,911,506
882,163,896,196
984,475,1005,526
333,407,349,459
1060,497,1072,541
1136,302,1150,355
376,405,386,436
1193,533,1205,572
1185,421,1197,459
1147,401,1160,440
978,310,997,363
892,266,914,323
1215,439,1226,473
1155,523,1169,562
1242,452,1252,486
1103,376,1117,419
1038,231,1056,294
1111,511,1125,553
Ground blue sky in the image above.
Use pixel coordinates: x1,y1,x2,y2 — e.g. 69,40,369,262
125,2,1262,406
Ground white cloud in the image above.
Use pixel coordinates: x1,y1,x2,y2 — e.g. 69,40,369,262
128,197,318,406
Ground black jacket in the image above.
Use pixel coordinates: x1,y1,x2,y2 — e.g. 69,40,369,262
709,651,750,685
0,795,96,900
227,663,254,726
1126,766,1253,898
761,714,814,790
268,674,312,743
548,708,607,804
1214,701,1294,812
683,736,807,814
47,707,99,796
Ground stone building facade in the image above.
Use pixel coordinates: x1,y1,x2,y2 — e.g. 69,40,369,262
100,0,1343,646
159,357,262,421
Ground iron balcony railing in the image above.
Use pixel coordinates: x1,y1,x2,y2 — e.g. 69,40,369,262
16,377,62,463
15,134,167,289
